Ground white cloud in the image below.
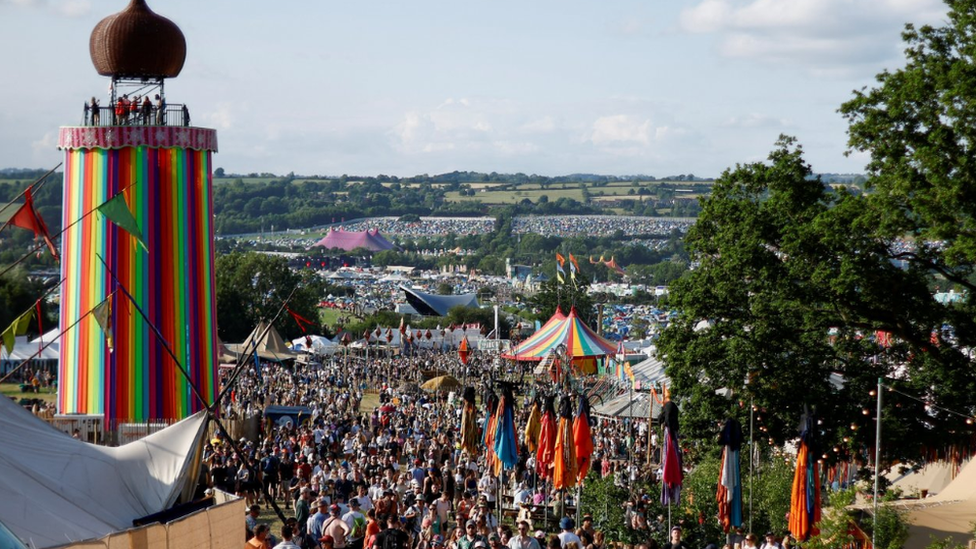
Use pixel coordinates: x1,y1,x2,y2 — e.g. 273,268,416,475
589,115,654,146
1,0,91,17
56,0,89,17
30,130,56,154
392,99,511,155
201,101,240,131
722,113,791,129
680,0,947,76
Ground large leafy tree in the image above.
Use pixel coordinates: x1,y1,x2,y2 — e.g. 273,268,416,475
215,252,326,342
658,136,976,470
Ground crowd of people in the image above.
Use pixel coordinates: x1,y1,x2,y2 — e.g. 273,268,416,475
337,218,497,238
511,218,693,239
82,93,189,127
194,348,790,549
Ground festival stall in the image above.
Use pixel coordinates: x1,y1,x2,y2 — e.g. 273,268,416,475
501,307,616,374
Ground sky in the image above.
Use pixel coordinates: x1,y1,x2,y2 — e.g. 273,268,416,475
0,0,951,178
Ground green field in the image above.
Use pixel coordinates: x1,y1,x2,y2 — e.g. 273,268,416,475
1,382,56,403
318,307,343,328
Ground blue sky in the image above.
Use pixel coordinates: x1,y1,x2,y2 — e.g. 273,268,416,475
0,0,949,178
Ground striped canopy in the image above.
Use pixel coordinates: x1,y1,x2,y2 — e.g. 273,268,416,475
502,306,616,361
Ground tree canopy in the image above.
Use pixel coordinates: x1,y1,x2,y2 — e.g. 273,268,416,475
658,135,976,470
215,252,327,342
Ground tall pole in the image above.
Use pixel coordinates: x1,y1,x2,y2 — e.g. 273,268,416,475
749,398,754,534
872,378,883,549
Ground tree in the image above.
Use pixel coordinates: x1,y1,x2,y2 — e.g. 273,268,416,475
658,137,976,470
215,252,326,342
841,2,976,289
0,268,56,339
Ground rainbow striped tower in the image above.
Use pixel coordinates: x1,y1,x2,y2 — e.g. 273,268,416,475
56,0,219,422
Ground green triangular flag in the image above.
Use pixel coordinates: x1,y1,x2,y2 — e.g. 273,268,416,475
97,192,147,251
2,309,34,355
92,295,114,350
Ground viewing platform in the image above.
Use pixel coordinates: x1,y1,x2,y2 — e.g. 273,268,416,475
58,116,218,151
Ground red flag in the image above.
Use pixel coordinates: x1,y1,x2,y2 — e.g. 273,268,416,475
458,336,470,365
399,316,406,335
6,189,58,259
286,307,315,333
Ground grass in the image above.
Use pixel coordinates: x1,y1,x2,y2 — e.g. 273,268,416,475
1,382,57,403
318,308,344,328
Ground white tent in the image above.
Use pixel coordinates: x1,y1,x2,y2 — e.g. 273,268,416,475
902,458,976,549
290,334,338,354
0,394,208,548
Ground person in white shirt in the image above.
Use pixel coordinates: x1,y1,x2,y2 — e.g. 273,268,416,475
759,532,783,549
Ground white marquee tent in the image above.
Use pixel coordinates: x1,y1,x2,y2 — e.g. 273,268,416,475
0,394,208,548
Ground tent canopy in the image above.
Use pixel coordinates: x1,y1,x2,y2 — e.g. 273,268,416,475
592,391,661,419
0,394,208,548
311,228,396,252
290,334,337,354
502,307,616,361
400,286,479,316
226,321,298,361
627,354,671,387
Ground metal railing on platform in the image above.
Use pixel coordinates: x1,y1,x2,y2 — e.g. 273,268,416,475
80,104,191,127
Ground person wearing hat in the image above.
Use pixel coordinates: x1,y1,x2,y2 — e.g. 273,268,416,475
488,533,505,549
557,518,581,548
343,498,368,549
308,498,331,541
320,535,336,549
662,526,689,549
579,515,595,539
324,504,352,549
458,520,485,549
508,521,540,549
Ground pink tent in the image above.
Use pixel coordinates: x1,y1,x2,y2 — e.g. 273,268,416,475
311,228,396,252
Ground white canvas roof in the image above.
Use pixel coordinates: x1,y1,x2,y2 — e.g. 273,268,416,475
0,395,208,548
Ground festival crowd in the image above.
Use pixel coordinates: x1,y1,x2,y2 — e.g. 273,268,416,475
193,349,793,549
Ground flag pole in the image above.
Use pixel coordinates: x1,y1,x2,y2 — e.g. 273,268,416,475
97,254,293,524
872,377,882,549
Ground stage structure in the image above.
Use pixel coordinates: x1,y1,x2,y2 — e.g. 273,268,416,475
57,0,219,421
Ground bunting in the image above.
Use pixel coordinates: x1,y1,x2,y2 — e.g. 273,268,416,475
96,191,147,251
5,189,58,259
2,308,34,355
91,294,114,351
